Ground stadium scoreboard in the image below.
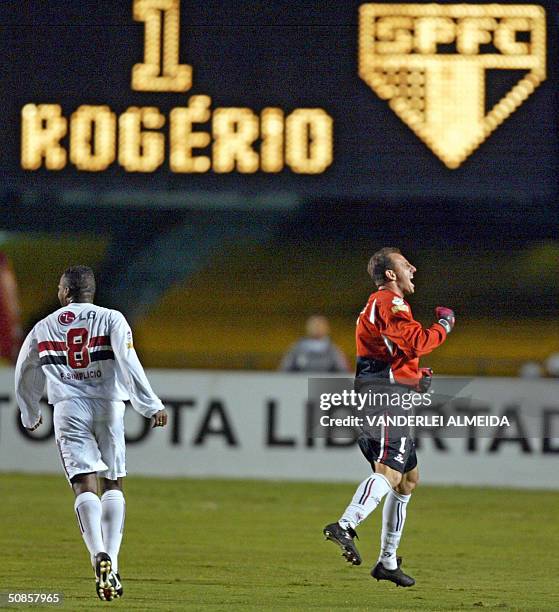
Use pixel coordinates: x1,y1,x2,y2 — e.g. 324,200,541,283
1,1,557,201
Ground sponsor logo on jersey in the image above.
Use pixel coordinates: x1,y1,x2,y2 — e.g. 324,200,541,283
76,310,97,321
58,311,76,325
391,296,409,314
394,453,405,464
358,4,546,168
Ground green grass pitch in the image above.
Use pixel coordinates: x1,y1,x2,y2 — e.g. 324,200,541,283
1,474,557,611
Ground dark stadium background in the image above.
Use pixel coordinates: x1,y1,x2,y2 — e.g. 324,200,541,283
0,0,557,373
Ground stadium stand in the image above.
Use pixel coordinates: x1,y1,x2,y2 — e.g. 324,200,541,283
3,234,557,375
134,239,558,374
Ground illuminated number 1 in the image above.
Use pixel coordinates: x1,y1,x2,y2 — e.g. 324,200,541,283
131,0,192,92
67,328,90,369
399,437,406,454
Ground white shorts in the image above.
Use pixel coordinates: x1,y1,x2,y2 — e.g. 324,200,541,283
53,398,127,483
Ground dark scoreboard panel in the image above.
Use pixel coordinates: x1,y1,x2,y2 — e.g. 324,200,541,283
1,0,557,203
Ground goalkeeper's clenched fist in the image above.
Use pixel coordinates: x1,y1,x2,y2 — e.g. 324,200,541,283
435,306,455,334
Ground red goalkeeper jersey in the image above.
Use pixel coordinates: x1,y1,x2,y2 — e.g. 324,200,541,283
355,288,447,387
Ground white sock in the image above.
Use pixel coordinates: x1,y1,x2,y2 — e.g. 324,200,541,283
338,474,393,530
74,492,105,567
101,490,125,573
378,490,411,570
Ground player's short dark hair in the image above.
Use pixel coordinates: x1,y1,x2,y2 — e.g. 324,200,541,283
367,247,401,286
61,265,96,300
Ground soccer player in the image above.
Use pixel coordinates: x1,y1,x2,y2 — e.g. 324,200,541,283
323,248,455,587
15,266,167,601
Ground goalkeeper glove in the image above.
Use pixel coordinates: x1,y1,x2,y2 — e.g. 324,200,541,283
435,306,455,333
417,367,433,393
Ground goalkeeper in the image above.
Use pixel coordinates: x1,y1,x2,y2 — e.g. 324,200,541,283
323,247,455,587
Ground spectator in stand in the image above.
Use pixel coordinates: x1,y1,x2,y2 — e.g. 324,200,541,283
279,315,350,373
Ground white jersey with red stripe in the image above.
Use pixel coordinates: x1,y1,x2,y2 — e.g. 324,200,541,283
15,302,164,428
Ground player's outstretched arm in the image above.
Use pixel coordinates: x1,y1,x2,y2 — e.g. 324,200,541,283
14,328,46,430
377,301,454,357
110,311,165,420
